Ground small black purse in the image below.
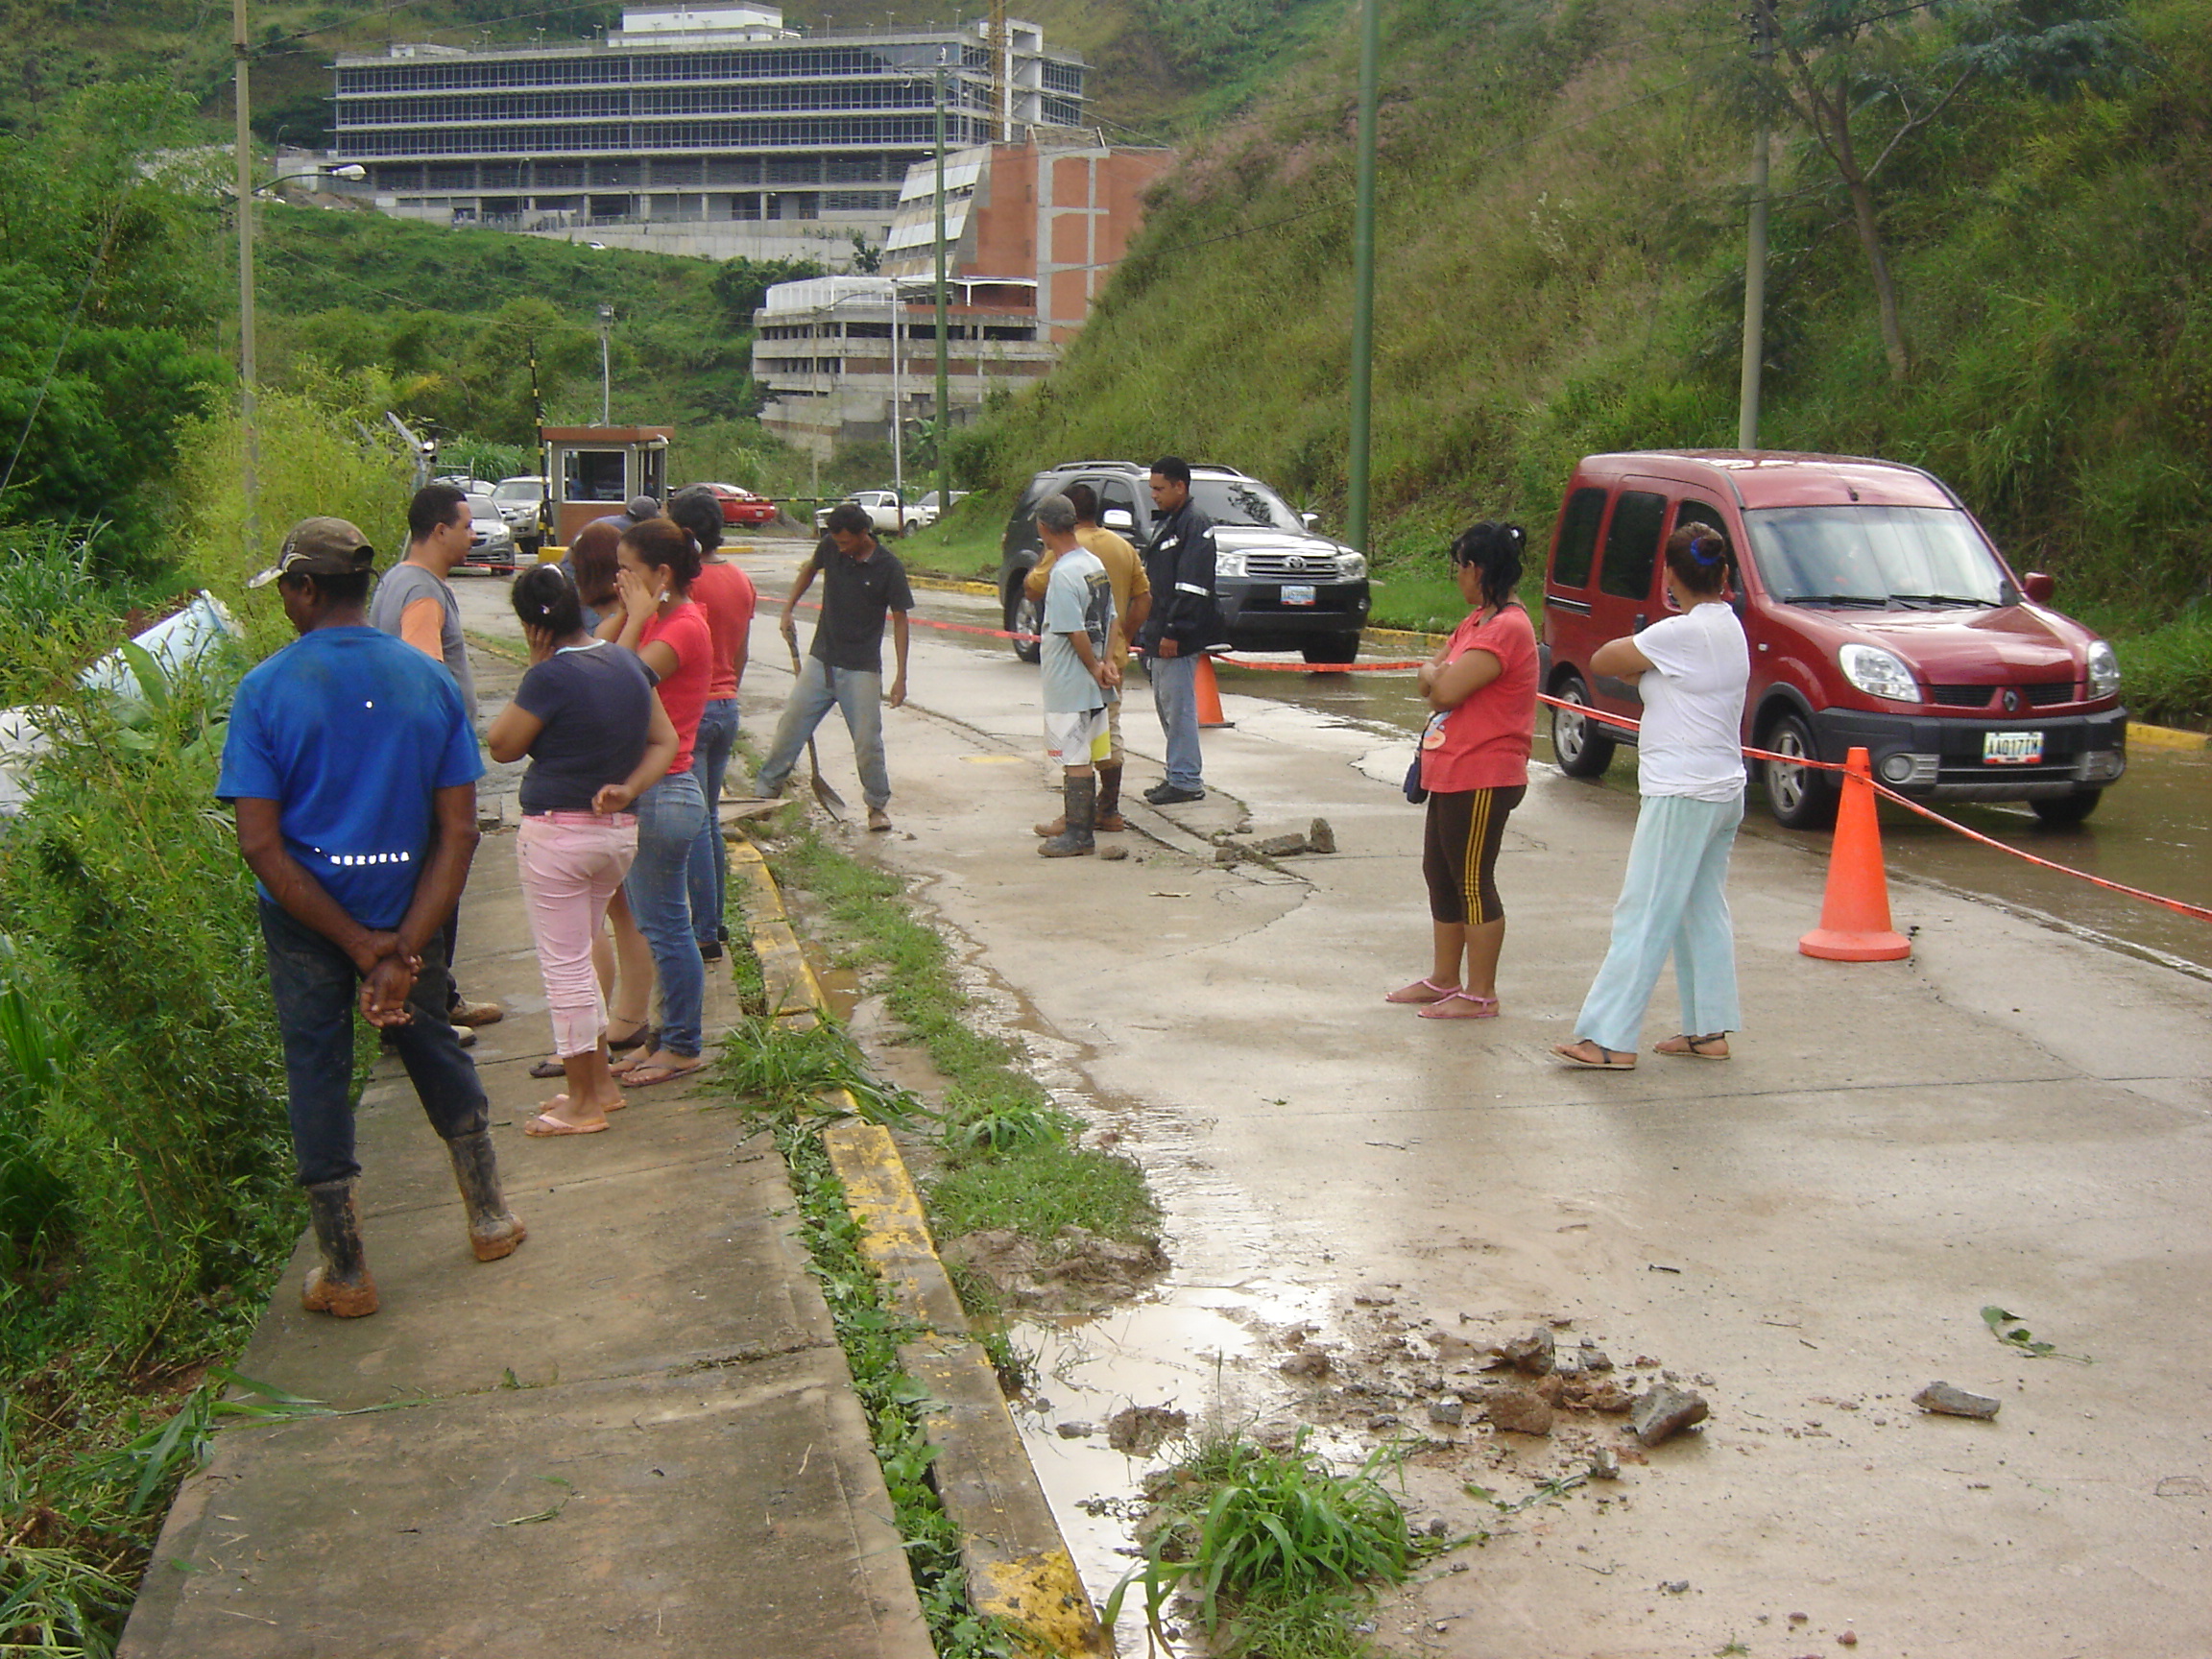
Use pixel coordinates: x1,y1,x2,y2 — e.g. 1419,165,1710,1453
1404,753,1428,805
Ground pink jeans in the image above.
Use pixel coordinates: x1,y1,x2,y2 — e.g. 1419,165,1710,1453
516,812,639,1058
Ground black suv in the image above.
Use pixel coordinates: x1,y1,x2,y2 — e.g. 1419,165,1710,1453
998,462,1371,663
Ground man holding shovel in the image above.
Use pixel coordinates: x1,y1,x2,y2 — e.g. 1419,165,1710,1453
754,501,912,831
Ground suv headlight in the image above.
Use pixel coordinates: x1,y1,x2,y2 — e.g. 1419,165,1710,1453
1839,643,1920,703
1336,552,1367,581
1214,549,1247,579
2085,638,2121,700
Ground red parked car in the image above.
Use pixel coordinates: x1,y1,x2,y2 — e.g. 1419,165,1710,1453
1538,451,2127,828
685,482,780,527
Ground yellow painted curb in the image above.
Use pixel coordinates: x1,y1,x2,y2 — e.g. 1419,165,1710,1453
731,830,1109,1659
908,574,998,597
2128,720,2209,753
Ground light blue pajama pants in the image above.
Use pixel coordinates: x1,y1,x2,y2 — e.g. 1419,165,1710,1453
1574,791,1744,1052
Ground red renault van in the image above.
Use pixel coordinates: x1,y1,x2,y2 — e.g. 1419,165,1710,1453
1538,451,2127,828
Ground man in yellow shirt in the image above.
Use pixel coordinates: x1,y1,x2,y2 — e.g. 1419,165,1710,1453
1024,481,1151,832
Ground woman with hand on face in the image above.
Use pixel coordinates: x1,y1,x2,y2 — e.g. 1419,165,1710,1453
486,565,678,1135
1552,522,1750,1070
1386,521,1539,1019
602,517,714,1088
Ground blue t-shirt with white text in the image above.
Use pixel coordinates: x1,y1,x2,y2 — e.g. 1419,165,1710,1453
217,626,484,930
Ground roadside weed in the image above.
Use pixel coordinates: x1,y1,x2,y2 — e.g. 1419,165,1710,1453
1107,1431,1419,1657
709,1013,924,1128
1981,1305,2093,1365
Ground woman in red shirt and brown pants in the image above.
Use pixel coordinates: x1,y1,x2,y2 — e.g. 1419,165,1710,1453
1387,521,1540,1019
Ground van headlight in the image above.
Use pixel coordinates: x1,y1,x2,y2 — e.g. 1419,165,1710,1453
1214,550,1247,579
2085,639,2121,700
1336,552,1367,581
1839,643,1920,703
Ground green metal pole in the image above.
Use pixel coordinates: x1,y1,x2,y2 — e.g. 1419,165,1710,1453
1737,0,1774,451
1346,0,1380,556
233,0,259,570
934,56,951,520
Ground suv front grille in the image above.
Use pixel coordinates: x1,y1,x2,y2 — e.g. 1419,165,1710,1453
1243,552,1345,580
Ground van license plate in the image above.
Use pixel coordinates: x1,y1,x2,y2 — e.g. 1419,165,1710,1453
1983,730,2044,765
1281,584,1316,606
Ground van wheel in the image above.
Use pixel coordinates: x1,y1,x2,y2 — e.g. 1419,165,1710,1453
1551,673,1615,779
1763,711,1839,830
2030,789,2102,827
1006,589,1043,664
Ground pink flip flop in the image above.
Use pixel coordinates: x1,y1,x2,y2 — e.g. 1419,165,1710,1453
1385,976,1458,1004
523,1112,608,1137
1417,991,1500,1020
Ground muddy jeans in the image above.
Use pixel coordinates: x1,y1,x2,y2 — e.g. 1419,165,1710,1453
257,897,487,1188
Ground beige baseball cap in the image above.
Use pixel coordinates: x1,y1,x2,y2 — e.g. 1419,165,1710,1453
247,517,377,589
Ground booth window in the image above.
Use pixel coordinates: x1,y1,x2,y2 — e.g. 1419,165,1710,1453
564,449,627,502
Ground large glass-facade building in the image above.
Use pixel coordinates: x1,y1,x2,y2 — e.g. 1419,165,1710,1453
330,5,1085,234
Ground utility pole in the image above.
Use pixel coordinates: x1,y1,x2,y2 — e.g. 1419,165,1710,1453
1345,0,1381,557
1738,0,1776,450
889,282,904,501
232,0,259,568
933,52,951,521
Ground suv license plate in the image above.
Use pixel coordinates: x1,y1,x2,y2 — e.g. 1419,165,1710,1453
1983,730,2044,765
1281,584,1316,606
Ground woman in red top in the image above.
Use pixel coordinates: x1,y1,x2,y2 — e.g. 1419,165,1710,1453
667,486,757,960
604,517,714,1085
1387,521,1539,1019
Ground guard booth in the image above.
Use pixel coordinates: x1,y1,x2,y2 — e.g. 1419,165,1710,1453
541,425,672,546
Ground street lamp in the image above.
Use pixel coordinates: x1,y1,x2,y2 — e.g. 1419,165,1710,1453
597,303,614,424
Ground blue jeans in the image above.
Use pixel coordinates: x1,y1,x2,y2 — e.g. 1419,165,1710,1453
1148,652,1205,791
623,771,709,1057
756,657,891,810
257,897,486,1188
686,696,739,946
1574,792,1744,1052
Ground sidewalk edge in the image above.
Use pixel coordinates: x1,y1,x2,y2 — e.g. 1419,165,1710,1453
730,835,1112,1659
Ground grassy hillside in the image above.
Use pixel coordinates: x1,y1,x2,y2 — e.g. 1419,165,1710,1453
952,0,2212,710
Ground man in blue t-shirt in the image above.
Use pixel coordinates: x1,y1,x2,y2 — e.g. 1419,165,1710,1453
217,517,528,1319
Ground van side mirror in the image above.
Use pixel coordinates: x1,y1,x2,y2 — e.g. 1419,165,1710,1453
1301,511,1319,530
2022,571,2056,604
1102,508,1135,531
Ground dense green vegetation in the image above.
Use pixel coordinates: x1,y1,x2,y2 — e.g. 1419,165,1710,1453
955,0,2212,719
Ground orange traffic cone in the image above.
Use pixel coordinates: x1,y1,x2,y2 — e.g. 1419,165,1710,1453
1194,652,1232,729
1798,747,1911,962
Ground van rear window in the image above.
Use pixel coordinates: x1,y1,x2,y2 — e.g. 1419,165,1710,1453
1551,488,1606,589
1599,491,1668,600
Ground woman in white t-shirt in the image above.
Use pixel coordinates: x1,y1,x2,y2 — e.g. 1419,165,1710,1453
1554,523,1750,1070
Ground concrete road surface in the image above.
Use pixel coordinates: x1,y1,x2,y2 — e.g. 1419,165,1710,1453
465,547,2212,1657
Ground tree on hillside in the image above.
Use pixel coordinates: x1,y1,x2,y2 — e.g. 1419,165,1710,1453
709,255,827,326
0,84,227,567
1757,0,2143,380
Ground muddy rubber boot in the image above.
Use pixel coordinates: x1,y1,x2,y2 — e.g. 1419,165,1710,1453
1094,763,1126,832
447,1129,528,1262
301,1180,379,1318
1038,775,1096,857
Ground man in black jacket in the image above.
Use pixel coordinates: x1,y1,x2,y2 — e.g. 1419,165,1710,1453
1136,455,1226,805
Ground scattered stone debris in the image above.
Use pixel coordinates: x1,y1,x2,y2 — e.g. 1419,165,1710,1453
1497,1325,1556,1375
1307,817,1337,854
1056,1420,1094,1439
1589,1447,1620,1480
1912,1381,2001,1420
1482,1385,1554,1436
1279,1348,1331,1381
1353,1285,1398,1306
1106,1405,1189,1456
938,1225,1168,1312
1257,832,1310,857
1579,1342,1614,1372
1630,1383,1709,1447
1838,1632,1859,1647
1660,1579,1690,1595
1428,1395,1464,1427
1368,1412,1402,1431
1098,844,1129,861
1425,1517,1450,1539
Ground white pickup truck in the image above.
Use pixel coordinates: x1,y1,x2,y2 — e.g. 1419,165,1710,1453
813,490,907,537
